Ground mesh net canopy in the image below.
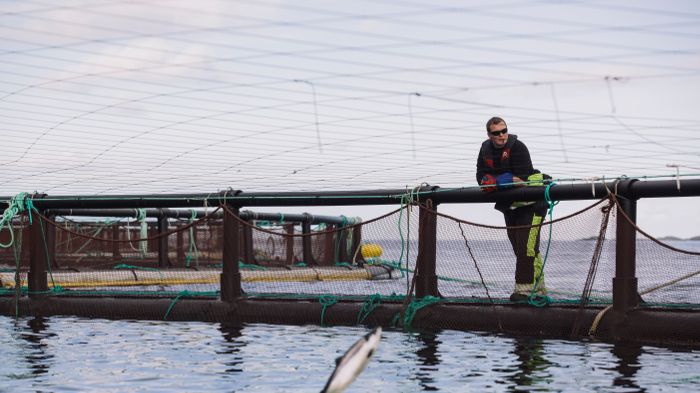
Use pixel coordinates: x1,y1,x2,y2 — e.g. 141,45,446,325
1,197,698,309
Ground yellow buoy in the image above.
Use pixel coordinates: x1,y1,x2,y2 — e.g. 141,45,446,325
361,243,383,259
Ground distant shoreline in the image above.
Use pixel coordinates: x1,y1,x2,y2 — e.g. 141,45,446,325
582,236,700,241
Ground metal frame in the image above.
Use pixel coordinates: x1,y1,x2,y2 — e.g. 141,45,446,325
3,178,700,344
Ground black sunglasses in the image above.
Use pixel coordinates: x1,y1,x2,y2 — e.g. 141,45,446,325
489,128,508,136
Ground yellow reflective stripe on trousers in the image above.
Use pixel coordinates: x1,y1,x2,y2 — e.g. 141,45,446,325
527,214,545,287
526,215,542,257
533,254,544,287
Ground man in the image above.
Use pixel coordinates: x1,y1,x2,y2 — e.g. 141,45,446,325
476,116,548,302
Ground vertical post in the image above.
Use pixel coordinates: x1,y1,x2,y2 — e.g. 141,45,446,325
350,225,362,265
102,223,110,255
112,223,121,263
221,205,242,302
243,222,255,264
46,214,57,268
176,227,185,266
285,223,294,265
323,225,335,265
157,210,170,268
337,226,349,263
54,224,64,255
613,184,638,312
215,221,224,251
28,211,49,297
147,223,155,252
301,214,315,266
415,200,439,298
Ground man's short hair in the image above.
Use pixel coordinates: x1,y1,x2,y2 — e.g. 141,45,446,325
486,116,507,132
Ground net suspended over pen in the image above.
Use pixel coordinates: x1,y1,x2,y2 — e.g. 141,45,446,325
1,195,699,310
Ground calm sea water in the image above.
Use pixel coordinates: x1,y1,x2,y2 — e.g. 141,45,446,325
1,316,699,392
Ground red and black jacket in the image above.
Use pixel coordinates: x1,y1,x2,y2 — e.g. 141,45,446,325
476,134,535,183
476,135,539,212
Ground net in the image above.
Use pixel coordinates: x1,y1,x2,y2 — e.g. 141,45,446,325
0,197,698,310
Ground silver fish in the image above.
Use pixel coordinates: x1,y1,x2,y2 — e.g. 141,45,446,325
321,327,382,393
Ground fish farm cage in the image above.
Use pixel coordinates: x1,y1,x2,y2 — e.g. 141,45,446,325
1,178,699,346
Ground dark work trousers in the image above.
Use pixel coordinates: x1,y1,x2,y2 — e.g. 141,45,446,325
503,202,548,285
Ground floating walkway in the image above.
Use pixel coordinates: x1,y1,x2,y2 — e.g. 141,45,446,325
0,265,396,289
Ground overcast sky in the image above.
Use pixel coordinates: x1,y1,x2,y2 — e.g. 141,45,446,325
1,0,699,237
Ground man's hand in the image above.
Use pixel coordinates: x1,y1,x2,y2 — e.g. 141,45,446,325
480,174,497,192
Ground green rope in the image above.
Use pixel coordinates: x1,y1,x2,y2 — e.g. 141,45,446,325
393,296,442,329
66,219,115,272
357,293,382,324
124,209,147,258
334,215,348,263
398,190,418,293
185,209,199,268
12,222,23,318
256,220,271,228
26,285,66,296
0,192,31,249
319,295,338,326
1,193,57,292
528,182,559,307
163,290,191,320
239,261,267,270
113,264,160,271
397,203,406,269
377,260,491,285
8,290,688,308
137,208,148,258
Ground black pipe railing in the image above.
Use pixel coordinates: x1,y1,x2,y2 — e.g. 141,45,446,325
3,179,699,209
45,208,358,226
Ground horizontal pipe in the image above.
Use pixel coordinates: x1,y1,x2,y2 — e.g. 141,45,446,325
48,208,189,219
627,179,700,198
1,296,698,346
241,211,358,226
46,208,356,225
2,179,700,209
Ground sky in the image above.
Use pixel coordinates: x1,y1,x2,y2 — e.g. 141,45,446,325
1,0,699,237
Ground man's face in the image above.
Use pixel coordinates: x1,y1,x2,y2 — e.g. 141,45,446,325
488,122,508,148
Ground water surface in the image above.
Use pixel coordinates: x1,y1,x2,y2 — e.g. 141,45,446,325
1,316,699,392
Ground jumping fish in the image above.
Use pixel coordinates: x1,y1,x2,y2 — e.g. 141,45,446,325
321,327,382,393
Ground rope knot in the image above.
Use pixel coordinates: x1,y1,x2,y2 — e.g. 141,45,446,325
319,295,338,326
1,192,33,249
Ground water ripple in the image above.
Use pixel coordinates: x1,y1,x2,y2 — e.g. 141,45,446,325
1,316,699,392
